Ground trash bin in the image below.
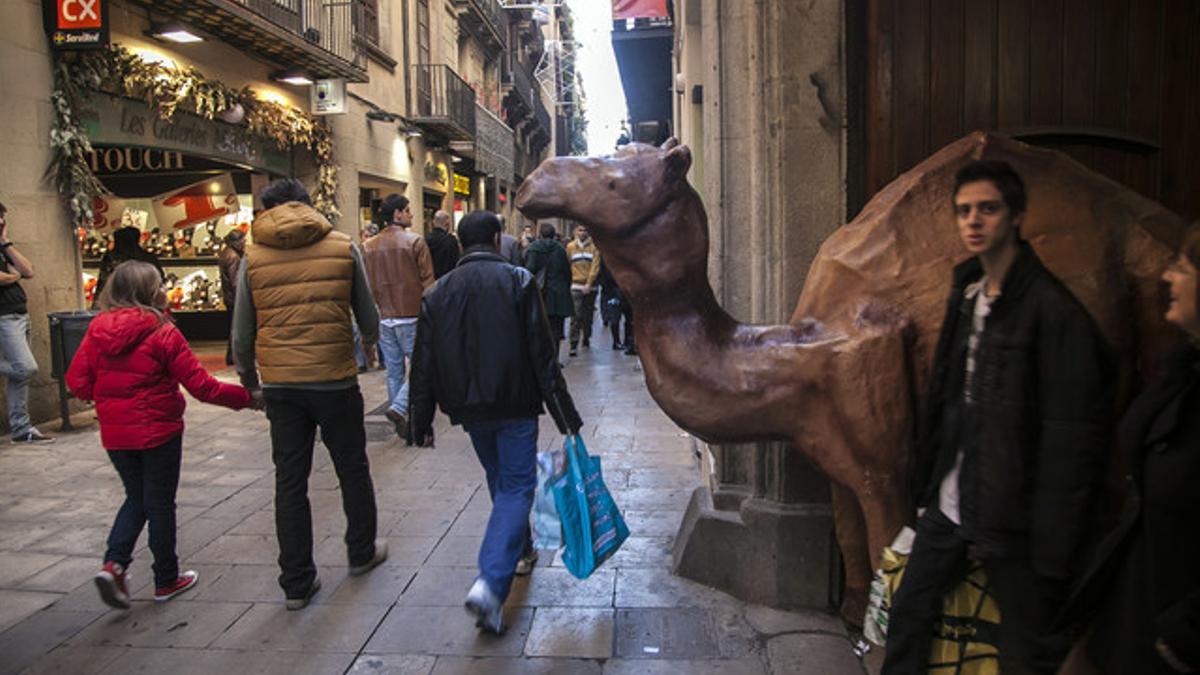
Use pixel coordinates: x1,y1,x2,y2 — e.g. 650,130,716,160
48,310,97,430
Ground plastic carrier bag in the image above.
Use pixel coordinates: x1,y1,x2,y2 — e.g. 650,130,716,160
532,448,565,550
863,526,1001,674
550,434,630,579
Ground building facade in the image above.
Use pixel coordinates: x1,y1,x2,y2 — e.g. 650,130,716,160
0,0,560,431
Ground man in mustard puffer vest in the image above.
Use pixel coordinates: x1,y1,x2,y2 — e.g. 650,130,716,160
232,179,386,610
566,224,600,357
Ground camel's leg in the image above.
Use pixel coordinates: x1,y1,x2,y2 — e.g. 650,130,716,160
832,480,871,626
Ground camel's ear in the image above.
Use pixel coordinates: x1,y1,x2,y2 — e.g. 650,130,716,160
662,137,680,150
664,144,692,185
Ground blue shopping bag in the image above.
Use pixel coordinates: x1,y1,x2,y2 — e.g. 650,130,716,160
550,434,630,579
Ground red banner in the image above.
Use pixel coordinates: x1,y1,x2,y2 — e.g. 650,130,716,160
612,0,668,20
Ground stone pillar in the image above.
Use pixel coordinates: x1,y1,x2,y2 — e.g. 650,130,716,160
672,0,848,611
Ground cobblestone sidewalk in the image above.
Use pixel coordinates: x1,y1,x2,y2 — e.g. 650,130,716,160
0,343,875,674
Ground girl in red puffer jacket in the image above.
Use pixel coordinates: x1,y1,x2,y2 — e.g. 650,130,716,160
66,261,257,610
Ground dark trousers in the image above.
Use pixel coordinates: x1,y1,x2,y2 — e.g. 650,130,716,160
264,386,378,598
105,436,183,588
224,306,235,365
570,290,597,347
882,509,1061,675
609,306,634,348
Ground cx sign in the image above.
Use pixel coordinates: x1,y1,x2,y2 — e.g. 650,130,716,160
58,0,101,28
43,0,108,50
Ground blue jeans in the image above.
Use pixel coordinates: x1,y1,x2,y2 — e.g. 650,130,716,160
463,418,538,602
378,321,417,416
0,313,39,437
106,436,183,588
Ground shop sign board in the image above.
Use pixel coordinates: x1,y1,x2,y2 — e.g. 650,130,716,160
151,174,240,231
453,174,472,196
43,0,109,50
80,95,292,175
311,79,347,115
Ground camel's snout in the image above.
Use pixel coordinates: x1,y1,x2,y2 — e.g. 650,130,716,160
515,160,566,218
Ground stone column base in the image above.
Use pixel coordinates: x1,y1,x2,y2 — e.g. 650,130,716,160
671,485,840,611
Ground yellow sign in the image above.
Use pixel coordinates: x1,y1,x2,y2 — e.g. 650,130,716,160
454,174,471,196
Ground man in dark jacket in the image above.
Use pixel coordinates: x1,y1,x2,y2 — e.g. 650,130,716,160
882,161,1115,674
409,210,582,635
523,223,573,363
425,209,461,279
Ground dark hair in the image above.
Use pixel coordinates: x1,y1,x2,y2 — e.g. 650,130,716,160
953,160,1027,216
223,229,245,246
260,178,311,210
98,260,166,319
458,211,502,248
112,226,142,251
379,194,410,226
0,199,6,215
539,222,557,239
1181,222,1200,271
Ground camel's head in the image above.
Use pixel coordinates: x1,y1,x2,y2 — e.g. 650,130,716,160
516,138,693,238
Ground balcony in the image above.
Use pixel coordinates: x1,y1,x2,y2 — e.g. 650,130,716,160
502,60,551,148
126,0,369,82
454,0,507,54
411,65,477,142
469,104,515,179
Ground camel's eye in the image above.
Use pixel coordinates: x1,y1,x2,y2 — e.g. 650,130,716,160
608,180,616,190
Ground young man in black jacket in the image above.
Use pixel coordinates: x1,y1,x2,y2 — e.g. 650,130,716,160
409,210,582,634
882,162,1115,674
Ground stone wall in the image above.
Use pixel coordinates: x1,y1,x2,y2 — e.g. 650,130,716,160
672,0,851,612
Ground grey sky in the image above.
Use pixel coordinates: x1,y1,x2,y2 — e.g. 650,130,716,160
565,0,627,154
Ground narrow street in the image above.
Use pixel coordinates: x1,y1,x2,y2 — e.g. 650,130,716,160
0,345,868,674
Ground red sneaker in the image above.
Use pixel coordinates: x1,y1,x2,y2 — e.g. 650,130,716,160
95,561,130,610
154,570,198,602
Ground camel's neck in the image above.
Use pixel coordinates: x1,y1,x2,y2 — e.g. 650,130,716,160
599,186,736,333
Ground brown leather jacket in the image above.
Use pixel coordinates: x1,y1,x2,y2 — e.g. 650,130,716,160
362,225,434,318
218,245,242,309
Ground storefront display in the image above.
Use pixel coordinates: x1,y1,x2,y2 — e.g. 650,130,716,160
79,145,273,340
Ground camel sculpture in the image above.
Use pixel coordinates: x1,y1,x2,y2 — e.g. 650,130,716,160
515,132,1185,618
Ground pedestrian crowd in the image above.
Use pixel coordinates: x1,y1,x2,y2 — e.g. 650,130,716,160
0,156,1196,674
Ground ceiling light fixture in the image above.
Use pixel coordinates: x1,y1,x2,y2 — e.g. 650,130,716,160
149,22,205,43
272,68,314,87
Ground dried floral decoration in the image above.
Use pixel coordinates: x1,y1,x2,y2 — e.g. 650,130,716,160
47,45,339,227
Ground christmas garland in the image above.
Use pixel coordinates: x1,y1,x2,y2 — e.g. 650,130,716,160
47,44,339,227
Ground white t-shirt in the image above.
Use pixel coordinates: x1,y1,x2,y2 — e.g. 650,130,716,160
938,279,995,525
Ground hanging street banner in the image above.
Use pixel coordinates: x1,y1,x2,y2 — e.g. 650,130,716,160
151,174,240,231
43,0,110,50
611,0,668,20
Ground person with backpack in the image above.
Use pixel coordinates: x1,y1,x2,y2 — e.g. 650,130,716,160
66,260,258,610
524,222,572,363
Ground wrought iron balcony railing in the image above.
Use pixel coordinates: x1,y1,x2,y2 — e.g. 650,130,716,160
454,0,507,53
127,0,369,81
411,65,477,142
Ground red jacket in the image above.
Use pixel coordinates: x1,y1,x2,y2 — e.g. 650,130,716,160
66,308,251,450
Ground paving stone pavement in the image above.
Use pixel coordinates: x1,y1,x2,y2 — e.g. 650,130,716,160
0,341,878,674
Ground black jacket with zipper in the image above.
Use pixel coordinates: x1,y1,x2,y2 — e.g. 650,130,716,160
912,241,1116,581
409,248,582,438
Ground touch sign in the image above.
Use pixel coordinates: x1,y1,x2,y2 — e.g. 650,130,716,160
44,0,109,50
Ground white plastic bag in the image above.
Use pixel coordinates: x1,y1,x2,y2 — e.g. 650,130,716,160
864,525,916,646
532,448,565,549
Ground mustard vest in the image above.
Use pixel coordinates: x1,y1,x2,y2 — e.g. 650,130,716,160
245,204,358,384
